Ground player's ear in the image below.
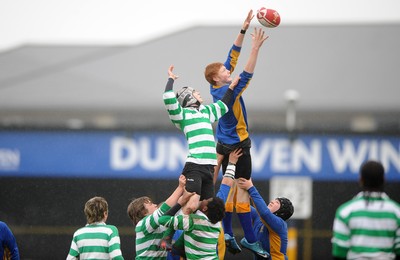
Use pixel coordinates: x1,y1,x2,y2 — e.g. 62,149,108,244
212,75,220,84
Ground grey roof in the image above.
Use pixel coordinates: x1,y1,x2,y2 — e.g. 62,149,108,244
0,24,399,133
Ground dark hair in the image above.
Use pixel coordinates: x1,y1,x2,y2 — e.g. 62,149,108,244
206,197,226,224
360,160,385,191
274,197,294,221
127,196,153,225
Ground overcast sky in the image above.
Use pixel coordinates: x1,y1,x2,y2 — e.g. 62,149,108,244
1,0,400,52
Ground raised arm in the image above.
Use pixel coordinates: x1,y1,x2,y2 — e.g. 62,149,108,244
222,148,243,186
165,175,186,207
164,188,196,216
237,178,284,228
221,10,255,74
216,148,243,203
164,64,179,92
234,10,254,47
237,178,269,212
244,27,269,74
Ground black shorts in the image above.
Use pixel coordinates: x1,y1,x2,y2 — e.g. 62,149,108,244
181,162,214,200
217,138,252,180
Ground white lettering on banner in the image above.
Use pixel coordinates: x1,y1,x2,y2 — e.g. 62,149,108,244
271,140,291,172
291,140,321,173
138,138,165,170
110,136,187,171
252,139,273,171
166,139,187,170
111,137,139,170
328,139,368,173
380,140,400,171
252,139,321,173
0,148,20,170
109,135,400,177
368,140,379,160
327,139,400,173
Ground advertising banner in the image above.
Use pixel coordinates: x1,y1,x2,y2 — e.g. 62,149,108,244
0,131,399,181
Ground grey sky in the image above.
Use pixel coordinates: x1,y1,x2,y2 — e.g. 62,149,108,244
1,0,400,52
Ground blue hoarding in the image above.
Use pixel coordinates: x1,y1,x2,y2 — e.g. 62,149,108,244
0,131,399,181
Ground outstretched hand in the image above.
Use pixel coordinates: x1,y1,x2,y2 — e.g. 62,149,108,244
251,27,269,49
168,65,179,80
242,10,254,30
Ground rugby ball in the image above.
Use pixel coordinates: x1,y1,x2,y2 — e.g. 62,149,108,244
257,7,281,28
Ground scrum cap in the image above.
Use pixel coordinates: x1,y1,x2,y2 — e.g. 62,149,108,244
274,197,294,221
176,86,200,108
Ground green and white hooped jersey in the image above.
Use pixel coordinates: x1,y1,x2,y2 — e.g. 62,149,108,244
135,203,170,259
332,192,400,259
163,90,228,166
67,222,123,260
168,211,222,260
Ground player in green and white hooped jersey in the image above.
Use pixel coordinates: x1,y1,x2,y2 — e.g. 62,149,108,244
127,175,192,259
332,160,400,259
159,195,226,260
163,65,239,215
158,149,243,260
67,196,124,260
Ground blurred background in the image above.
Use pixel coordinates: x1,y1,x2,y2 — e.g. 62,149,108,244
0,0,399,259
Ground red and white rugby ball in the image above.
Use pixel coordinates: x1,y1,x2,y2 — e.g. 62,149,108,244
257,7,281,28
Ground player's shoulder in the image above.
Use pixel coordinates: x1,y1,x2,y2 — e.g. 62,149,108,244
384,197,400,211
100,224,118,233
336,196,363,215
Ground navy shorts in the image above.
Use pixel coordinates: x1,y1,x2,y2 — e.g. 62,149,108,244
181,162,214,200
217,138,252,180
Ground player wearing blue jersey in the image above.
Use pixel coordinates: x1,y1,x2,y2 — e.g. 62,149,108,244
0,221,20,260
237,178,294,260
205,10,269,258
